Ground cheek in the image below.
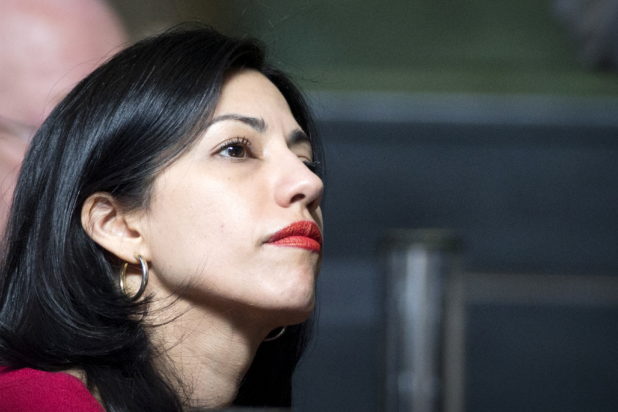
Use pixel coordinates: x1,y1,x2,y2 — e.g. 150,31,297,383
144,187,216,280
144,182,264,289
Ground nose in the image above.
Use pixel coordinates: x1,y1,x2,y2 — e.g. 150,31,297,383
274,153,323,212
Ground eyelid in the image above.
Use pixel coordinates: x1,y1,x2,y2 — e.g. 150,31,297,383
296,150,314,163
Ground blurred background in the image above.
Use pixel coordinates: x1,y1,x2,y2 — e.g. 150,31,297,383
7,0,618,410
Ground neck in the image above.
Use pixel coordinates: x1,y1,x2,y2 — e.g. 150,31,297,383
149,297,272,408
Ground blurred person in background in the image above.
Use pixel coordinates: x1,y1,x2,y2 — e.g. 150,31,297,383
0,0,127,231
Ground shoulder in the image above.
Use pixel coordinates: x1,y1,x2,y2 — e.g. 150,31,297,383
0,367,103,411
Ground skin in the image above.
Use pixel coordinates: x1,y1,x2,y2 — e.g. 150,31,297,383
0,0,127,232
82,70,324,407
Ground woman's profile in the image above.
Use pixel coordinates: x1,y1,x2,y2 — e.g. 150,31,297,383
0,26,324,411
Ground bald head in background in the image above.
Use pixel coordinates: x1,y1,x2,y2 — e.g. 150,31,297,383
0,0,127,231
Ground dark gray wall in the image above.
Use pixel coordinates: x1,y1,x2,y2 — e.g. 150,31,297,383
293,93,618,411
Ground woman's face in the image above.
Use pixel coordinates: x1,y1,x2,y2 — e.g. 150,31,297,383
138,70,323,325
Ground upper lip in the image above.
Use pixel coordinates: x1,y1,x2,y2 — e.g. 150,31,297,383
267,220,322,245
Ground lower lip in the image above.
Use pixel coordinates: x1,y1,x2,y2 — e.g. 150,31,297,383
268,236,321,252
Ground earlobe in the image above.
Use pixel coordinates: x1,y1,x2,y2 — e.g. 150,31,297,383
80,193,150,263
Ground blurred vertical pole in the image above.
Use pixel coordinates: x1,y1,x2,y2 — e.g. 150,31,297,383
383,229,462,412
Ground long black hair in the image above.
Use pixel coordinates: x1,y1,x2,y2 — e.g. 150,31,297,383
0,26,323,411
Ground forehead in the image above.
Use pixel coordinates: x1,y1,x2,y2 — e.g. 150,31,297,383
214,70,300,129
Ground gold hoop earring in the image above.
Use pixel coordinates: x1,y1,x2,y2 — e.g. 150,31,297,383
263,326,286,342
119,255,149,301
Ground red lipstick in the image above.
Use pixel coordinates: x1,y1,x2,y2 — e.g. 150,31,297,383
267,221,322,253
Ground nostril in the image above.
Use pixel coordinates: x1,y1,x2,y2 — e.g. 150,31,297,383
290,193,305,203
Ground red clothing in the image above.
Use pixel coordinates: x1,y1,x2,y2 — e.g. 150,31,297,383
0,367,103,411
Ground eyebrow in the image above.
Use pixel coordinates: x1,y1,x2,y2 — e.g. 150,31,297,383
208,113,310,146
208,114,266,133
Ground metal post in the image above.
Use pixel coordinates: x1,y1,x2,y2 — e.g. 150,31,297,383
382,229,461,412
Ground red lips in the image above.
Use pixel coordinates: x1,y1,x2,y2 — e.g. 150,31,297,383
267,221,322,253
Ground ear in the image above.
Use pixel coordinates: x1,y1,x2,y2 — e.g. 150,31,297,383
81,192,151,264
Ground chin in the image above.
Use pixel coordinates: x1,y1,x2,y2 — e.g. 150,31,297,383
265,289,316,326
277,306,315,327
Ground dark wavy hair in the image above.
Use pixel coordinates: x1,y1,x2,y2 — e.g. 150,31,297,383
0,26,323,411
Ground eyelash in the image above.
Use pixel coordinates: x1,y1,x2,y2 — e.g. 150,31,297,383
304,160,321,173
216,137,252,159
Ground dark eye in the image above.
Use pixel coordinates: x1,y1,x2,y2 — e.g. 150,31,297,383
221,144,247,158
217,137,251,159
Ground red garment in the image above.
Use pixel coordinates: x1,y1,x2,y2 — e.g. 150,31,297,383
0,367,103,411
